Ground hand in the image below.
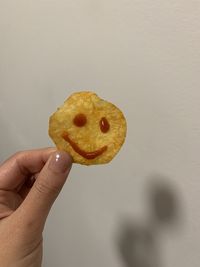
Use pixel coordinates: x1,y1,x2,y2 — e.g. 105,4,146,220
0,148,72,267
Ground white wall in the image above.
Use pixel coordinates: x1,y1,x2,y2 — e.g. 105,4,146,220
0,1,200,266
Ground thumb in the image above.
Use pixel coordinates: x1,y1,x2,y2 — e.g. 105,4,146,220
18,151,72,230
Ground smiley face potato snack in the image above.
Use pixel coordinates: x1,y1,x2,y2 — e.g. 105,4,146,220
49,91,127,165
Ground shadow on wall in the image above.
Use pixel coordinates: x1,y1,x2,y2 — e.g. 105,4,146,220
116,175,182,267
117,221,160,267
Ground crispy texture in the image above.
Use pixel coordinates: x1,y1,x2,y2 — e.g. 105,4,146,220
49,91,127,165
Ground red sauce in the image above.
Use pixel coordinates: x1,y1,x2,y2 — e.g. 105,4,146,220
62,132,107,160
73,113,87,127
100,117,110,133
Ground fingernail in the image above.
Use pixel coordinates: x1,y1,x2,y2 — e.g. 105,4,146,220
48,151,72,173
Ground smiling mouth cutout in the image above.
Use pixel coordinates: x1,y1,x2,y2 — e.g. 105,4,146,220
62,132,107,160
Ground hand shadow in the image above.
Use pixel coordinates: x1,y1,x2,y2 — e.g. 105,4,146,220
116,174,181,267
117,220,160,267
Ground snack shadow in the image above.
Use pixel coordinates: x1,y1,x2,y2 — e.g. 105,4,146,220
116,175,182,267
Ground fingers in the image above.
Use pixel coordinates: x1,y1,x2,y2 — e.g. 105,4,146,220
16,151,72,231
0,190,22,219
0,148,56,190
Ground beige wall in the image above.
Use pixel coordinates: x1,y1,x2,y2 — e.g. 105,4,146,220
0,1,200,266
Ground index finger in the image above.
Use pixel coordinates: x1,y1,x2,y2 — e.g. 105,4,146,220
0,148,56,190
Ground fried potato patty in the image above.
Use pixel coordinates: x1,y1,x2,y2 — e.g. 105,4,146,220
49,91,127,165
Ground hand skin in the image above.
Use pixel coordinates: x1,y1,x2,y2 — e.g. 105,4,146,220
0,148,72,267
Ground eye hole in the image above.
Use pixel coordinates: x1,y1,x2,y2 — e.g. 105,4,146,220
100,117,110,133
73,113,87,127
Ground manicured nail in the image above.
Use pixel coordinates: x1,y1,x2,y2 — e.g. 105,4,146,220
48,151,72,173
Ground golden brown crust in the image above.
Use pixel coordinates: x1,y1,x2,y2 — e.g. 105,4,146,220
49,91,127,165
